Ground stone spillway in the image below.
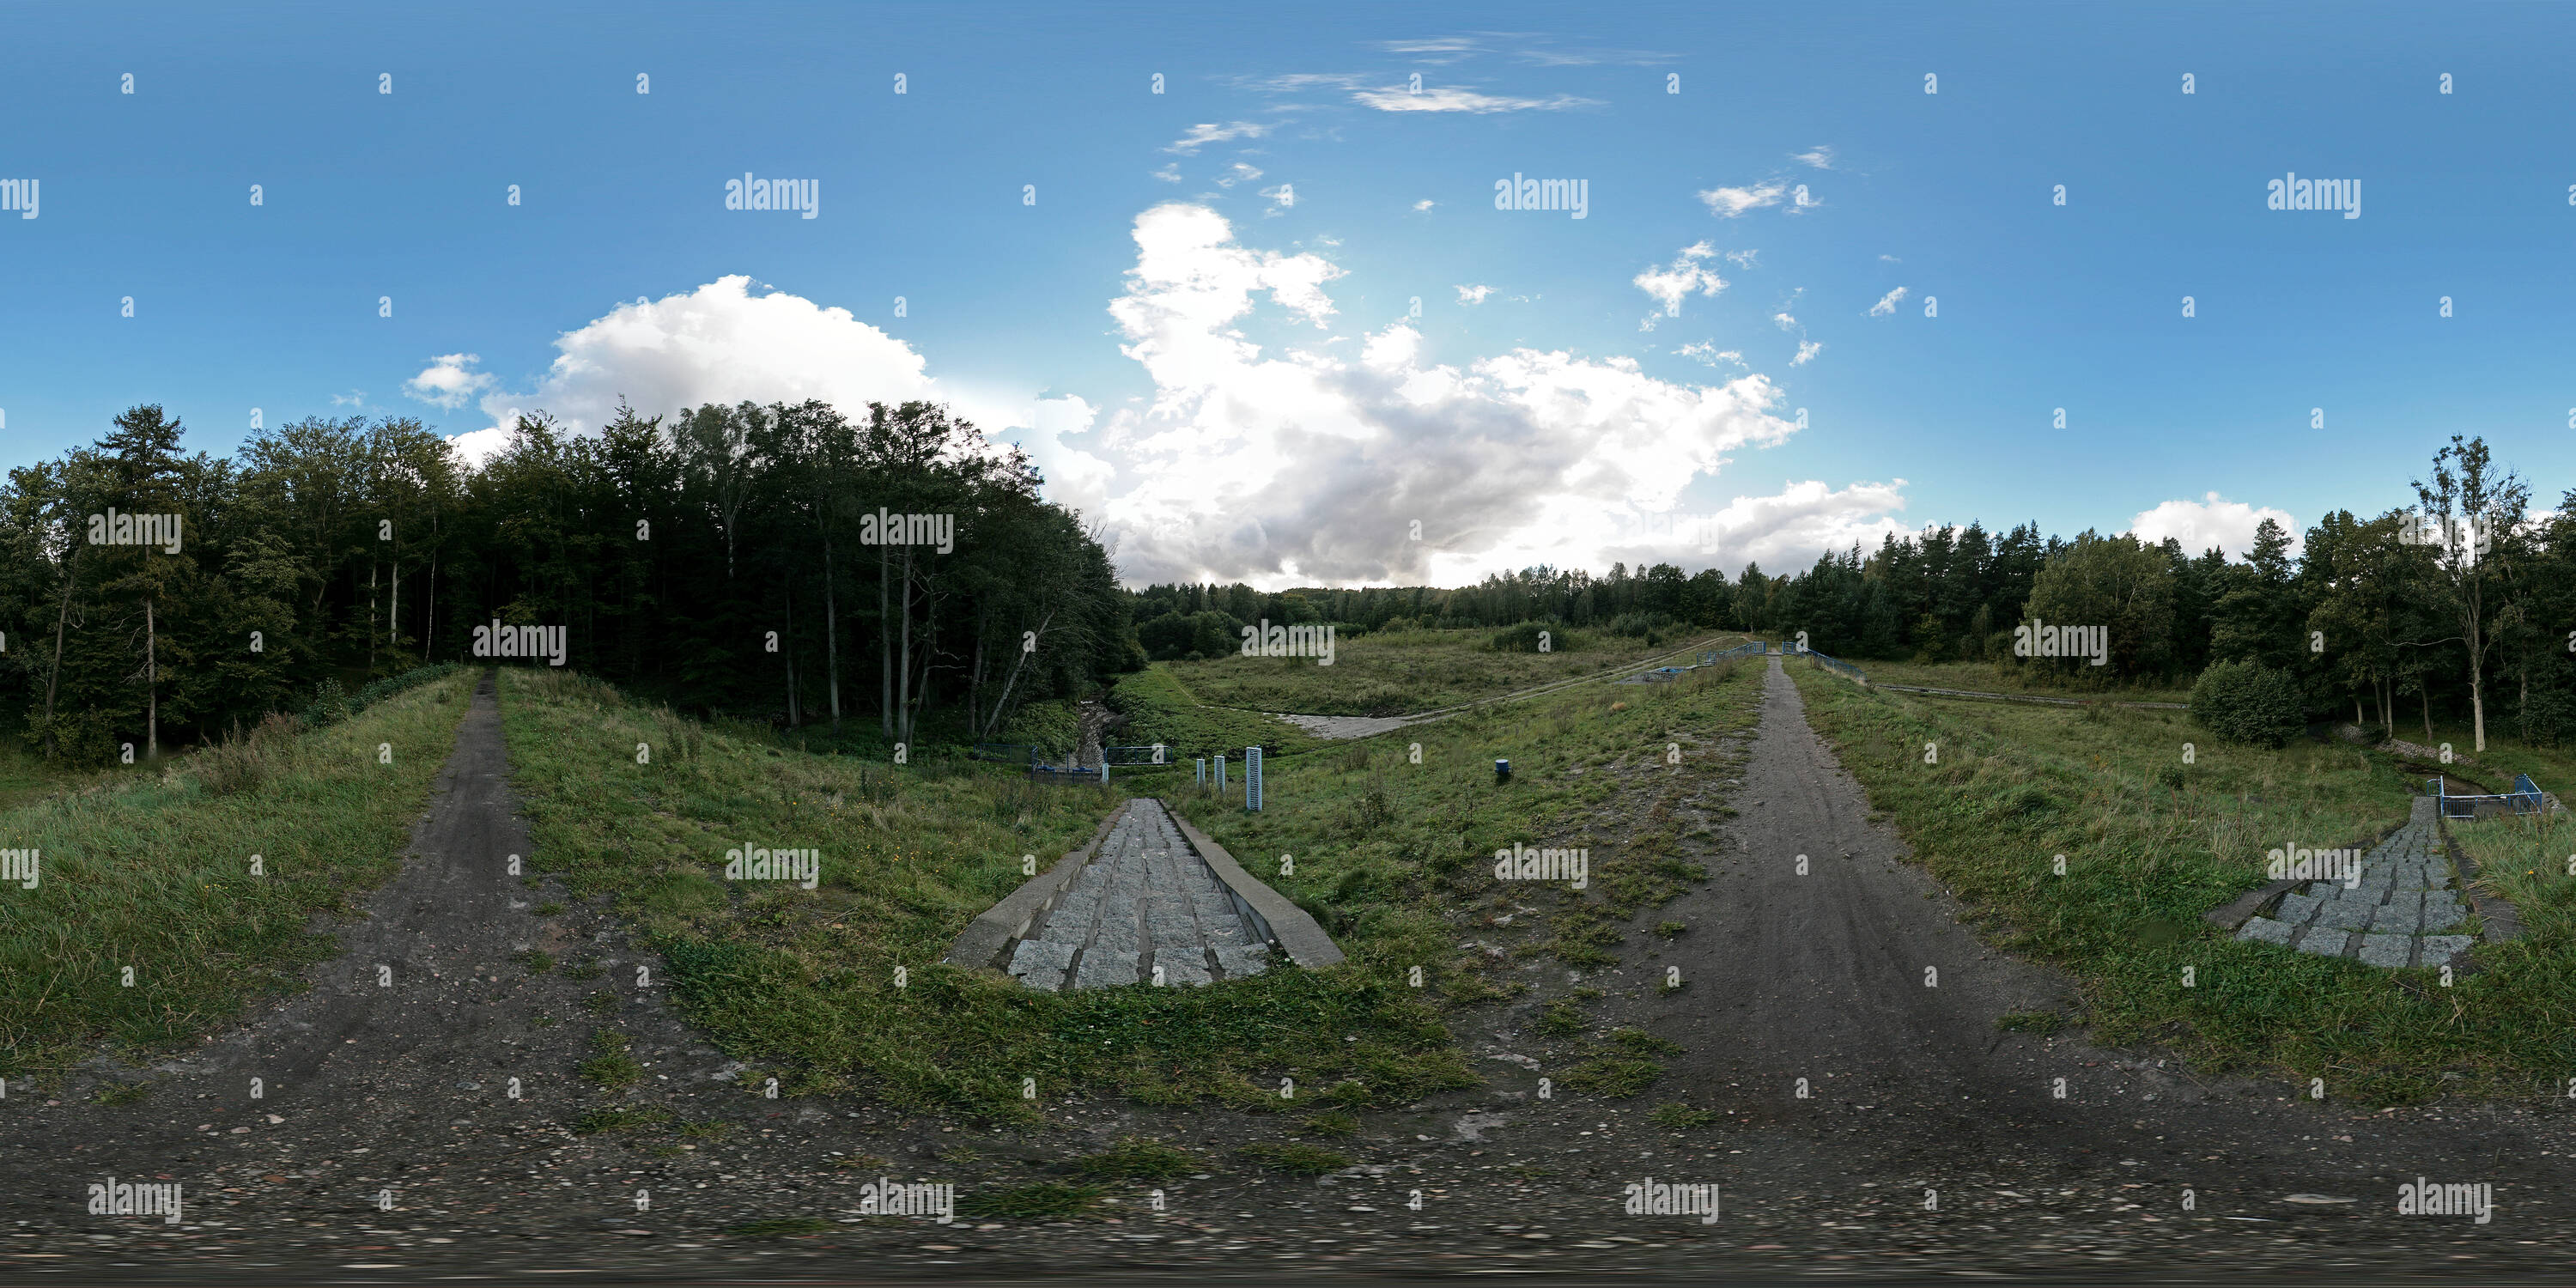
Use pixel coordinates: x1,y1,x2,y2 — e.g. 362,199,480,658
1003,801,1273,991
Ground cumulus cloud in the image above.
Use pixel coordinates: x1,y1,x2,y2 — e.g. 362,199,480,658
1584,478,1913,580
1413,198,1436,211
1676,343,1743,367
1699,181,1785,217
1867,286,1909,317
1632,242,1726,329
1455,284,1494,305
447,277,1112,497
1093,203,1810,586
1151,163,1182,183
1216,161,1264,188
1353,85,1597,112
2128,492,2301,559
1165,121,1271,154
1792,340,1823,365
404,353,496,410
1793,145,1836,169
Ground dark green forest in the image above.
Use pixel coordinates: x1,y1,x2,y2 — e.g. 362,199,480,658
0,401,1134,765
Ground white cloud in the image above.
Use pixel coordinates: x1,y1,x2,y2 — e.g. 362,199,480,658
1676,343,1742,368
457,276,940,461
1632,241,1725,329
1216,161,1265,188
448,276,1117,497
1699,181,1785,217
1165,121,1272,154
1373,36,1485,64
1258,184,1295,212
1456,284,1494,305
403,353,496,410
329,390,367,408
1723,249,1759,268
1793,145,1836,169
1094,203,1806,587
1353,85,1597,112
1771,310,1798,331
1588,478,1914,579
1151,163,1182,183
1792,340,1822,365
1867,287,1909,317
1413,198,1436,211
1879,253,1901,262
2128,492,2300,559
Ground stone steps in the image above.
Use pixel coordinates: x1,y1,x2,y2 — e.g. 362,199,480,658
2233,799,2476,970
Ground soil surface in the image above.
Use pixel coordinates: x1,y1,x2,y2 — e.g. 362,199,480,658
5,660,2573,1283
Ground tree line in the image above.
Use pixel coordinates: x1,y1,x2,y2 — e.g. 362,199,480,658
1130,436,2575,751
0,401,1134,765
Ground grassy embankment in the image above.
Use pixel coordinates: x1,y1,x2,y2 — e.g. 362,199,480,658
1856,656,2195,706
1789,662,2576,1103
0,667,478,1075
1155,625,1737,718
495,648,1763,1121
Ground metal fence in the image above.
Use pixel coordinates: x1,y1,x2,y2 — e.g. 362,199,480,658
1713,641,1767,661
2431,772,2551,818
1804,648,1868,683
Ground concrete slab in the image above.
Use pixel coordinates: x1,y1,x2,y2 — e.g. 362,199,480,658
2294,928,2351,957
2418,934,2475,965
2235,916,2295,947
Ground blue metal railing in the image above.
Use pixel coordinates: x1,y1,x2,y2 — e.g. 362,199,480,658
2430,773,2549,817
1804,647,1868,683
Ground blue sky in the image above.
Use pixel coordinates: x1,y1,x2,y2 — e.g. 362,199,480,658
3,1,2571,587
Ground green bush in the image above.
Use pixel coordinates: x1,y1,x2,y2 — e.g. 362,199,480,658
2190,659,2306,748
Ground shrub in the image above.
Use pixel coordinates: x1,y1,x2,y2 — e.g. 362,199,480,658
2190,659,2306,748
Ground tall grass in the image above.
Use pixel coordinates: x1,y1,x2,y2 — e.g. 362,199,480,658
0,670,480,1072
